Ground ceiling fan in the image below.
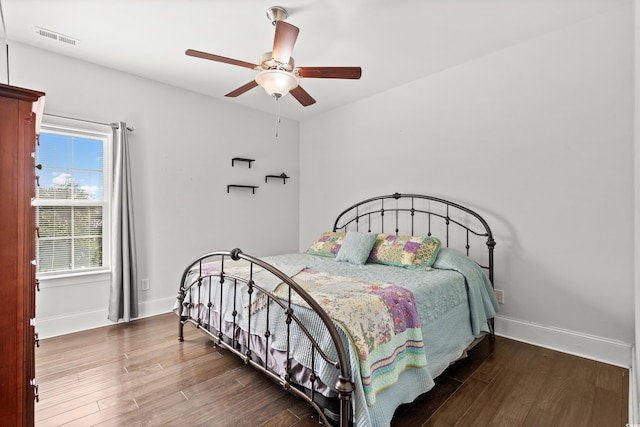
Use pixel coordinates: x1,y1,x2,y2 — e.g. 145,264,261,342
185,6,362,107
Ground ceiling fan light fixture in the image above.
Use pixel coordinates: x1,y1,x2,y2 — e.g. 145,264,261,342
255,69,298,98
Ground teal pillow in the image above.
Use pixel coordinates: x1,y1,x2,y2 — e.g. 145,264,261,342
335,232,378,265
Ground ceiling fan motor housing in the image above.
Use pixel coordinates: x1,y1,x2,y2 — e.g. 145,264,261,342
266,6,288,25
260,52,295,71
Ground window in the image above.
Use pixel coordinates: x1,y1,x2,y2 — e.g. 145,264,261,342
34,124,111,276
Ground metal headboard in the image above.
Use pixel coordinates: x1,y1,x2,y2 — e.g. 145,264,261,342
332,192,495,284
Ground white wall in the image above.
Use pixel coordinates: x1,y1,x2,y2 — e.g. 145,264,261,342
7,42,300,338
300,5,634,366
633,0,640,420
0,41,7,84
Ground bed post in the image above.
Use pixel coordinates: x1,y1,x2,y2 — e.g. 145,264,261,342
487,236,495,285
177,287,185,342
487,236,496,338
336,375,354,427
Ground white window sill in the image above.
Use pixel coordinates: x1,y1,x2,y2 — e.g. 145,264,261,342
37,269,111,289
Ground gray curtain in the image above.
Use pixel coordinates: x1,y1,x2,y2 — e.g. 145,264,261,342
108,122,138,322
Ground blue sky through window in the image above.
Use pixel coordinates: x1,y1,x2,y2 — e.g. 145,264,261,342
37,132,105,201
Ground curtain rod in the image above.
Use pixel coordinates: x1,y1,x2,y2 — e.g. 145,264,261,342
43,113,134,132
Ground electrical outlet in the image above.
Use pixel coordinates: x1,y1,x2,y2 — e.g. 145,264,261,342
141,278,150,291
494,289,504,304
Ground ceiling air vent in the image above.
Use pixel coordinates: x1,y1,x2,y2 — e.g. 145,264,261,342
35,27,80,47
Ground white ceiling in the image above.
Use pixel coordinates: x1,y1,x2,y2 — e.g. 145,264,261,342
0,0,624,121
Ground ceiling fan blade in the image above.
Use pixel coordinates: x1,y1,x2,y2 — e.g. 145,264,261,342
297,66,362,79
272,21,300,64
186,49,258,70
225,80,259,97
290,85,316,107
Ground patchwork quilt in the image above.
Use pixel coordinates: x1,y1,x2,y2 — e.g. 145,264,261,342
274,269,426,405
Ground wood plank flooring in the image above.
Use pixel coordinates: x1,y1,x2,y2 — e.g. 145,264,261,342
35,313,629,426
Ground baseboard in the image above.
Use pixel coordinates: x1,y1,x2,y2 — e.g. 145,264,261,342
36,308,111,339
36,297,176,339
36,305,634,369
495,315,632,368
137,296,177,319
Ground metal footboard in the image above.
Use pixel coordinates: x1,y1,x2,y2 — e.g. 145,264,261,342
177,248,353,427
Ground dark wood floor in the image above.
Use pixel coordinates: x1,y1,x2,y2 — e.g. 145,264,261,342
35,313,628,426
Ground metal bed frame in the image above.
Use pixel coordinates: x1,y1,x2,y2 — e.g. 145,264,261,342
177,192,495,426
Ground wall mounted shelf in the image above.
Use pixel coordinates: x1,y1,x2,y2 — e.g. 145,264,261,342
265,173,290,184
231,157,255,168
227,184,258,194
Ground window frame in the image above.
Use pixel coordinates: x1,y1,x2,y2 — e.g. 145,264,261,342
34,122,113,279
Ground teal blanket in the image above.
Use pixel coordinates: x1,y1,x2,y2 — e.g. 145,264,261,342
432,248,498,335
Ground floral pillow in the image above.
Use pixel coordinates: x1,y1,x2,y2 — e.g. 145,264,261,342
368,234,441,270
306,231,346,257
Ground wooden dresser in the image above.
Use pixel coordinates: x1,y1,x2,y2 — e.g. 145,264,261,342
0,83,45,426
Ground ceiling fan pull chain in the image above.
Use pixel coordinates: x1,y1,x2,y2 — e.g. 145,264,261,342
274,96,281,138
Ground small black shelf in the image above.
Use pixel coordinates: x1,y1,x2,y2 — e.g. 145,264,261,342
232,157,255,168
265,173,290,184
227,185,259,194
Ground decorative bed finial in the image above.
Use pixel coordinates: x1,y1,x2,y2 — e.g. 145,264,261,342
230,248,243,260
